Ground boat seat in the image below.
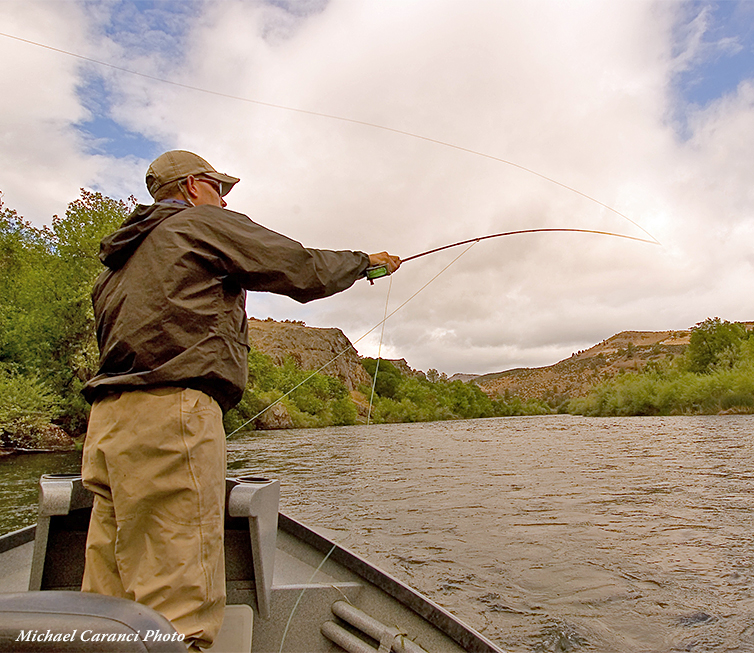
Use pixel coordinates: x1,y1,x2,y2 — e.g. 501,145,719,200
0,591,187,652
30,474,279,621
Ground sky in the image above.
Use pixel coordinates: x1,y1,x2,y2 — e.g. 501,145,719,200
1,0,753,376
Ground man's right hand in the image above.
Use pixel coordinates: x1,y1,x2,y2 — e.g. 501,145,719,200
368,252,401,274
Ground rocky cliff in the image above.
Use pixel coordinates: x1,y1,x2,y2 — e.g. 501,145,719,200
247,318,371,390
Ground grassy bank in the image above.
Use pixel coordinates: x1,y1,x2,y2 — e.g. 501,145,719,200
568,319,754,416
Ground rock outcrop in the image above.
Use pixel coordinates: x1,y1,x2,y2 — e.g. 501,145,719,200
247,318,371,391
0,424,76,452
254,402,294,430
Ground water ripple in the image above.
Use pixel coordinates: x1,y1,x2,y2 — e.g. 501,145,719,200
4,416,754,651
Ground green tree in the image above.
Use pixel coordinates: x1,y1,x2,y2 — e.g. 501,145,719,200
0,190,130,436
225,348,358,432
0,369,60,448
685,317,748,374
362,358,402,398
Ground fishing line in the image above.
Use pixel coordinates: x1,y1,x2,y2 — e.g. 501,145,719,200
278,543,337,653
225,241,478,439
226,223,656,436
0,36,662,431
1,31,659,243
367,275,393,426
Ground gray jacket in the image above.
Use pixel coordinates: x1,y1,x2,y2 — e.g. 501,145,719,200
83,202,369,411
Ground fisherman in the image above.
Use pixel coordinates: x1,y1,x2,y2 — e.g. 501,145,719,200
80,150,400,650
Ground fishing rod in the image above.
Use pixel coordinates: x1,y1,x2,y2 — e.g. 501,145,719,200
364,227,659,281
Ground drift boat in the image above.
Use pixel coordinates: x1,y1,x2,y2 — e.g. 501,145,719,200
0,474,504,653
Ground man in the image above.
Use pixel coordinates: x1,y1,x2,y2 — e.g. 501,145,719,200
81,150,400,650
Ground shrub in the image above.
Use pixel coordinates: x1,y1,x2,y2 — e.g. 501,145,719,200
224,349,359,432
0,369,60,447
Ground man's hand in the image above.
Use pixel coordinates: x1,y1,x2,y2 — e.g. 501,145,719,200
368,252,401,274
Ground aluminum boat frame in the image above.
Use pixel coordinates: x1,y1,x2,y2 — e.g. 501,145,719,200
0,474,505,653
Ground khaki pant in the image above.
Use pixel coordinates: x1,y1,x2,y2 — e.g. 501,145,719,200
81,387,226,650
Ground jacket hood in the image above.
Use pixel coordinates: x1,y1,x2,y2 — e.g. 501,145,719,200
99,202,185,270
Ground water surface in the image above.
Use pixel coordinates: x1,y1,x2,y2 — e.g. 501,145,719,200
0,450,81,533
227,415,754,652
3,416,754,652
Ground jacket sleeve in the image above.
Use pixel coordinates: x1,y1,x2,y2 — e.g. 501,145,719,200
188,206,371,303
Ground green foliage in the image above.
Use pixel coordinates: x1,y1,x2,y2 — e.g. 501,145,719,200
0,190,130,436
360,358,547,423
361,358,402,398
684,317,748,374
0,366,60,448
224,349,358,432
493,395,552,416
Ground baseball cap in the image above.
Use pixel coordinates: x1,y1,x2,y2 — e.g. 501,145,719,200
146,150,240,198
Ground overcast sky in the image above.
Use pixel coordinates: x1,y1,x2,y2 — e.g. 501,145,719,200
1,0,753,376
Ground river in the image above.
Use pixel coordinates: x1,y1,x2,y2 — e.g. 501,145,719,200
2,415,753,652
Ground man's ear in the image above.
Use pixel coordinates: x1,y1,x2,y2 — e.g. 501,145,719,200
183,175,201,199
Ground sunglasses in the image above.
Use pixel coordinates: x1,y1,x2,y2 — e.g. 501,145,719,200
197,177,223,197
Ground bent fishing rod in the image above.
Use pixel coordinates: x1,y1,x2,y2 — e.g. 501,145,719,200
364,227,659,281
228,227,656,435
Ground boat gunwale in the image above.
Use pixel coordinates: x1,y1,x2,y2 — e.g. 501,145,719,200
278,513,504,653
0,525,35,554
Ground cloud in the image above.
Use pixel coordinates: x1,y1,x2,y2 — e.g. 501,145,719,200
2,0,753,376
0,1,175,219
0,3,92,220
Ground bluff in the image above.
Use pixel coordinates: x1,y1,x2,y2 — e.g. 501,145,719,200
247,318,371,390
